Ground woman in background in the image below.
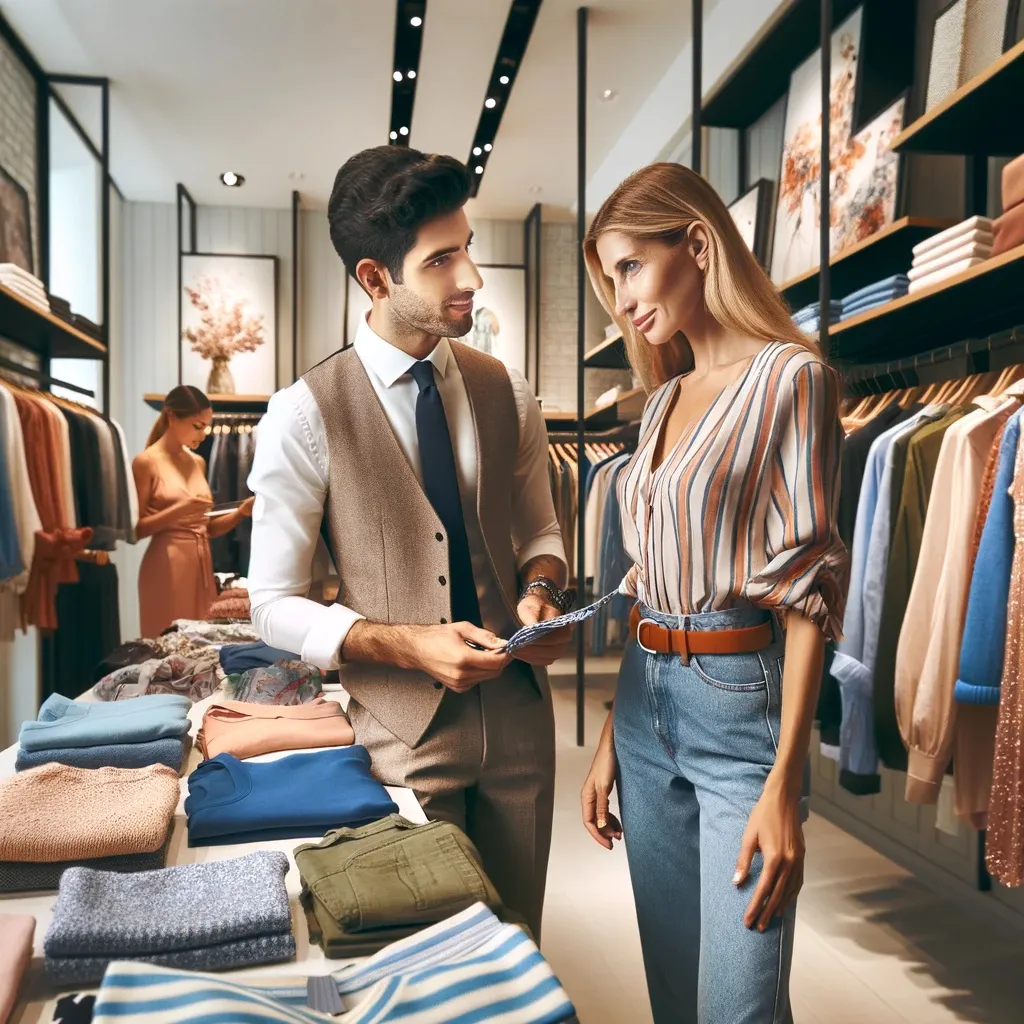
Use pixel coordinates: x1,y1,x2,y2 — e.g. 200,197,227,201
580,163,848,1023
133,385,252,637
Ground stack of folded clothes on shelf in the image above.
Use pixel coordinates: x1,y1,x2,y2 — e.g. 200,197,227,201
0,915,35,1022
15,693,191,771
791,300,842,335
42,851,295,985
839,274,909,320
197,697,354,759
993,152,1024,258
48,293,73,322
228,659,326,704
89,903,575,1024
70,313,103,342
908,216,993,293
185,746,398,846
0,263,50,312
0,763,179,891
295,815,513,957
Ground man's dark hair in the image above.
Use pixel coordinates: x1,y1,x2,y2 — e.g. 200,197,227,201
327,146,472,283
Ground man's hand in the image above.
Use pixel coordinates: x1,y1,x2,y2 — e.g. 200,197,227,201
342,620,510,693
512,590,573,666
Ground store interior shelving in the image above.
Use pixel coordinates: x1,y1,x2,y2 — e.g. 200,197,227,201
0,283,106,359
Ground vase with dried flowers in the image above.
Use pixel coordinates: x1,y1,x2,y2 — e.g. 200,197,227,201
182,274,265,395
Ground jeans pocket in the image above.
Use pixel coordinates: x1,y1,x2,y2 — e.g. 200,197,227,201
689,651,768,691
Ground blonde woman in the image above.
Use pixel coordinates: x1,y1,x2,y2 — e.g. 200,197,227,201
580,163,848,1023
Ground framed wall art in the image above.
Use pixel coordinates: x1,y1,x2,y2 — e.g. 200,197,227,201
463,265,527,376
728,179,775,266
770,7,864,284
180,253,278,395
0,164,33,274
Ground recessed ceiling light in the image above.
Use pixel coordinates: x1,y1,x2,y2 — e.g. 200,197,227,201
473,146,482,156
390,130,398,140
475,165,484,174
399,126,409,136
410,15,422,26
601,89,617,101
483,143,492,152
408,69,416,79
220,171,244,187
394,71,403,82
499,75,510,85
485,97,496,109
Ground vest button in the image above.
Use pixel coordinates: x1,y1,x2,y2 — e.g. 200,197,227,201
440,617,447,624
439,575,447,586
433,681,443,690
435,532,444,542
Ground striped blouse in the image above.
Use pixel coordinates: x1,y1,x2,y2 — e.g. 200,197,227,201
619,342,848,641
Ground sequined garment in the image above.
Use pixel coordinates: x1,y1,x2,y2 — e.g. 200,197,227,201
970,422,1006,569
986,437,1024,886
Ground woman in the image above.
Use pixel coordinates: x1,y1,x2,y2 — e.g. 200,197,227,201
580,163,848,1023
133,385,253,637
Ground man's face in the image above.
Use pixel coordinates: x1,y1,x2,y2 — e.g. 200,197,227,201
388,207,483,338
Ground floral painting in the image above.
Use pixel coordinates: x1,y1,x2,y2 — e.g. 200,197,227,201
180,254,277,395
770,8,864,284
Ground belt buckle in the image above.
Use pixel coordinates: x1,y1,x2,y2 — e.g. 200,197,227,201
636,618,660,655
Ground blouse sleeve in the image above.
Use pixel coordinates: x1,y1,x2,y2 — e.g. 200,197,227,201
743,357,849,641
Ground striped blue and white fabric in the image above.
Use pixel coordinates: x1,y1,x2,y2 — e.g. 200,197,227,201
92,903,576,1024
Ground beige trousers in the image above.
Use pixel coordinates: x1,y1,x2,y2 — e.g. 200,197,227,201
346,662,555,939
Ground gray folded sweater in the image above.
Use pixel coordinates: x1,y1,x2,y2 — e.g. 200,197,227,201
44,850,292,958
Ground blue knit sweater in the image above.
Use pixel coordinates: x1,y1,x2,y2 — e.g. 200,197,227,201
955,411,1022,704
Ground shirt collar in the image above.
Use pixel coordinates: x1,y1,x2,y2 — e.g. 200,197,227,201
354,313,451,389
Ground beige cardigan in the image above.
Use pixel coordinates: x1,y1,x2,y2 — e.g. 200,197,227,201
896,396,1019,814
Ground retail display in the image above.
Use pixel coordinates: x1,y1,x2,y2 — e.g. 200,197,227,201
295,815,509,956
227,659,325,704
197,697,354,759
908,216,995,291
185,746,399,845
89,903,574,1024
0,915,34,1023
43,851,295,985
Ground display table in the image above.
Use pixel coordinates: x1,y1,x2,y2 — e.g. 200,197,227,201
0,687,427,1024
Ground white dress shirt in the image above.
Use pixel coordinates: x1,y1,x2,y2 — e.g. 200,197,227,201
247,315,566,669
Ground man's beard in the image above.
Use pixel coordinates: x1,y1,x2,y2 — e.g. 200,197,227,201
389,284,474,339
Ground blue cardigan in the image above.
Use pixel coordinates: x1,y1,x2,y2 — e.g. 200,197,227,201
955,411,1022,704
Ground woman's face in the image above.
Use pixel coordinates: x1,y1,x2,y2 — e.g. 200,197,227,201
595,227,708,347
168,407,213,451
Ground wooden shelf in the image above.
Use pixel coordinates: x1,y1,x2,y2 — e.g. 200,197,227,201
544,387,644,431
583,332,628,369
0,283,106,359
144,393,271,413
891,38,1024,156
780,217,955,310
830,242,1024,360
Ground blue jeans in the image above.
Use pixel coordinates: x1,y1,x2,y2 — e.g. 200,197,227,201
614,604,806,1024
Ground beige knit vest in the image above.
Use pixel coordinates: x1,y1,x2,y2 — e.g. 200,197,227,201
302,342,528,748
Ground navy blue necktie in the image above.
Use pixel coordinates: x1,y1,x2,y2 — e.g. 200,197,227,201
409,361,482,627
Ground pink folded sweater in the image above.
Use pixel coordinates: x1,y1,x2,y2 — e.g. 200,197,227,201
0,764,179,863
198,697,355,760
0,915,34,1023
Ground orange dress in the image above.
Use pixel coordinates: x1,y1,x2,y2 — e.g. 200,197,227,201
135,449,216,638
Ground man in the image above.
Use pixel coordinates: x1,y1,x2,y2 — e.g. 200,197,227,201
247,145,571,938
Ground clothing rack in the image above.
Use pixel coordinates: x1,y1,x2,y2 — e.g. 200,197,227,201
0,354,96,399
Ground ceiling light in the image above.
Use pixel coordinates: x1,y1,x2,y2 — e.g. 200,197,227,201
390,130,398,140
394,71,403,82
475,165,484,174
601,89,617,101
408,69,416,79
499,75,510,85
410,15,422,26
483,143,492,152
485,98,496,109
473,146,482,156
220,171,244,187
399,126,409,136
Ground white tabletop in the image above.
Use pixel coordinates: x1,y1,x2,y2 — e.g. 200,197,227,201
1,685,426,1023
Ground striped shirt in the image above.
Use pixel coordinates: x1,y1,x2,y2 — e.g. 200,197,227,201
619,342,848,641
91,903,576,1024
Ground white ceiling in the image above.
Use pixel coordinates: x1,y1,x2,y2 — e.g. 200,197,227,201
2,0,696,218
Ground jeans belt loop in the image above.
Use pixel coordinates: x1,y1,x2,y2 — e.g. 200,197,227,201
676,627,689,667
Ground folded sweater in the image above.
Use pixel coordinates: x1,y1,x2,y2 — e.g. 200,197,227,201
911,227,993,266
20,692,189,751
841,274,909,308
0,915,34,1024
15,733,188,772
908,238,993,280
198,697,354,759
186,747,398,845
908,256,989,293
218,640,298,674
912,216,994,258
0,763,179,863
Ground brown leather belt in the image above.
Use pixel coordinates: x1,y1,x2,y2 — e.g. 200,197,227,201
629,606,773,665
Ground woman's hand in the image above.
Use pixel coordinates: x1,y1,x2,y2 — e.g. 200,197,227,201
733,775,805,931
581,713,623,849
239,496,255,517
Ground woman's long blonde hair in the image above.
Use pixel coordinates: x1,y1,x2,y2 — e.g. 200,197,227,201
583,162,819,393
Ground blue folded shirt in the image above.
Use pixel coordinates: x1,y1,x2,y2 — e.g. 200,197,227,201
218,641,298,674
19,694,190,752
15,735,188,773
841,274,909,308
185,747,399,846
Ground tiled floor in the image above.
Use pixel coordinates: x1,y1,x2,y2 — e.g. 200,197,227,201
541,664,1024,1023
